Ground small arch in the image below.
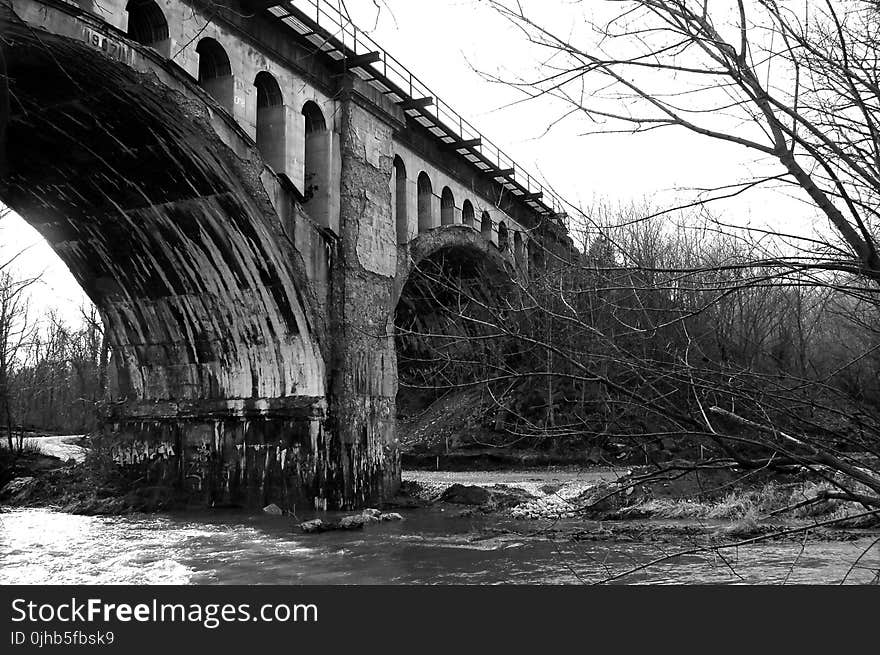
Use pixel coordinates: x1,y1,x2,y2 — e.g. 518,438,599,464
417,172,433,232
196,38,234,113
498,222,509,251
302,101,327,134
254,72,285,173
480,210,492,239
514,231,525,268
462,199,475,228
301,101,331,225
393,156,408,244
440,187,455,226
529,240,545,272
255,71,283,108
126,0,170,53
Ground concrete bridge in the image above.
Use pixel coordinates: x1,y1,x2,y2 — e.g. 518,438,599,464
0,0,571,508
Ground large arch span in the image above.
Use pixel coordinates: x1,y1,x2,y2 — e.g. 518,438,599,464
0,1,343,508
394,227,518,421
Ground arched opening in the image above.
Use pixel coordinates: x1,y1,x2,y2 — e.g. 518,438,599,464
301,101,331,227
440,187,455,225
417,172,433,232
395,245,513,425
196,38,234,113
498,222,509,251
462,199,475,228
480,210,492,239
302,100,327,134
254,72,285,173
393,156,408,244
514,231,525,269
126,0,170,56
529,240,545,273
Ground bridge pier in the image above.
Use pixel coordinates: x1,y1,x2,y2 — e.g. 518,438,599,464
326,83,404,508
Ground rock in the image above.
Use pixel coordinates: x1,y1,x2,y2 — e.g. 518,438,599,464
573,481,625,517
263,503,283,516
60,496,128,516
440,484,491,505
488,485,536,509
379,512,404,522
0,477,37,502
362,508,381,518
360,513,381,525
337,514,366,530
299,519,326,533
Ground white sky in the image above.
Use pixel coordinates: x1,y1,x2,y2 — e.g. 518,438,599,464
0,0,816,323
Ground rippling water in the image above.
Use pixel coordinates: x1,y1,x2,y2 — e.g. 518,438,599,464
1,508,878,584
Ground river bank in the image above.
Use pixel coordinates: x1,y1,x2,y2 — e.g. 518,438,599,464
2,438,878,548
2,438,879,583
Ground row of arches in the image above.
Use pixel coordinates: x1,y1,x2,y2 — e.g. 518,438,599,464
393,157,527,267
125,0,332,222
125,0,531,258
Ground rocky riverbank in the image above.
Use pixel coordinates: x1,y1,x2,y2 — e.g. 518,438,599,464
397,466,880,541
0,439,181,515
3,438,878,546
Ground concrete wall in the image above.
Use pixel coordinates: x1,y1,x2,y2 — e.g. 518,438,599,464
60,0,534,272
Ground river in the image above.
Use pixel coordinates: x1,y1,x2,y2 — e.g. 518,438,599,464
2,506,878,584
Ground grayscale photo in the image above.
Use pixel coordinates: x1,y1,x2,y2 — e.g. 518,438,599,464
1,0,879,589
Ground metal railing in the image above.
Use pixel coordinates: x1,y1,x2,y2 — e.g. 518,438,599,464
268,0,569,227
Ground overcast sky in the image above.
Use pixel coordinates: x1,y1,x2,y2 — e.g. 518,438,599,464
1,0,814,323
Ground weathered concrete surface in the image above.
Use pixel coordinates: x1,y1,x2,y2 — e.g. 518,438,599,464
327,82,403,507
0,0,342,509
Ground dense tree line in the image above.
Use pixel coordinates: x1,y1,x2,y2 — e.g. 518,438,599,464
398,206,880,509
9,306,107,435
397,0,880,512
0,277,106,448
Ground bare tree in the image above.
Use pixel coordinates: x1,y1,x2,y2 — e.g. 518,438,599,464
488,0,880,281
0,268,38,452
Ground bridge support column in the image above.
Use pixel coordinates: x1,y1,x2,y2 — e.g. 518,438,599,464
328,83,404,508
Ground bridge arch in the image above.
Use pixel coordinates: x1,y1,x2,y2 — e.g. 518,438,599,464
301,100,331,227
480,210,492,239
514,231,525,269
393,155,408,244
196,38,234,113
440,186,455,226
417,172,433,232
462,199,475,228
1,14,327,412
498,221,509,251
254,71,286,173
393,227,517,420
126,0,170,56
529,240,545,272
393,226,515,307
